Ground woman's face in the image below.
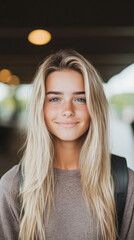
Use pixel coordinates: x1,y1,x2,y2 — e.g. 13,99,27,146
44,69,90,142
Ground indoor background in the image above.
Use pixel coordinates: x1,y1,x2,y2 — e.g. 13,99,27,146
0,0,134,177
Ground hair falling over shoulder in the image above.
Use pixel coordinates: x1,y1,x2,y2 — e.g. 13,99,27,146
19,49,117,240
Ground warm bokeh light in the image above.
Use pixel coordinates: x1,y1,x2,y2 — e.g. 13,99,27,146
7,75,20,86
28,29,51,45
0,69,12,83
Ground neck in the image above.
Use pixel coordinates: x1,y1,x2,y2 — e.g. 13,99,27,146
53,136,85,170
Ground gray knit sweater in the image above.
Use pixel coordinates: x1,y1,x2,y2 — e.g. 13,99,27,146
0,165,134,240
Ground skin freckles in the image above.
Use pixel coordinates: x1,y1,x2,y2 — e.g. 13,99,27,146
44,69,90,170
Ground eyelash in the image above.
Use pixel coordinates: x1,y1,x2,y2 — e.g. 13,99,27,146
49,97,86,103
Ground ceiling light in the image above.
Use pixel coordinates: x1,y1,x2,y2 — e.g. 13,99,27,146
7,75,20,86
28,29,51,45
0,69,12,83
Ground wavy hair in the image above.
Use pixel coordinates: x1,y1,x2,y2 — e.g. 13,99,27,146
19,49,117,240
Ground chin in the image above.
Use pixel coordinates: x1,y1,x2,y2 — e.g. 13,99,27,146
54,133,83,141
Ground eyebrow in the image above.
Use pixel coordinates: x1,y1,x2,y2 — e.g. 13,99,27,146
46,91,85,95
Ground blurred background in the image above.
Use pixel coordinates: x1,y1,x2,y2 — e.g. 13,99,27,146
0,0,134,177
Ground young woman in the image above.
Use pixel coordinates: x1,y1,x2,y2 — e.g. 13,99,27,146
0,49,134,240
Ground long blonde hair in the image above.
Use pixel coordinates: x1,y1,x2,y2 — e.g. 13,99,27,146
19,49,117,240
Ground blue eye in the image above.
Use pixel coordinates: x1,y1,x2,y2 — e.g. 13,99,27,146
76,98,86,102
49,97,60,102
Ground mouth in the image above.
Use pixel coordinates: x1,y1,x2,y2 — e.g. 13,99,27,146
55,122,79,128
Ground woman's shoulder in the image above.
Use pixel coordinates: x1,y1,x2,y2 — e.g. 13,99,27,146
128,167,134,176
120,168,134,239
0,165,20,237
0,164,19,197
127,168,134,194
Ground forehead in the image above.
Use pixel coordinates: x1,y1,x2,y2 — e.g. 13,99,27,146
45,70,85,91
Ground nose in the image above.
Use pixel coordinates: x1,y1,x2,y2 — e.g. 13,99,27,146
62,101,75,117
63,111,74,117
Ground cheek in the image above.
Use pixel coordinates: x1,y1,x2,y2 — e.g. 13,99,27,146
44,105,57,121
78,107,90,121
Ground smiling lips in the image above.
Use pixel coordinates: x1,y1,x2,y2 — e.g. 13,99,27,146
56,122,79,128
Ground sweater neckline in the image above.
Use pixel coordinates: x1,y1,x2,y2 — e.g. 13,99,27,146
53,167,80,176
